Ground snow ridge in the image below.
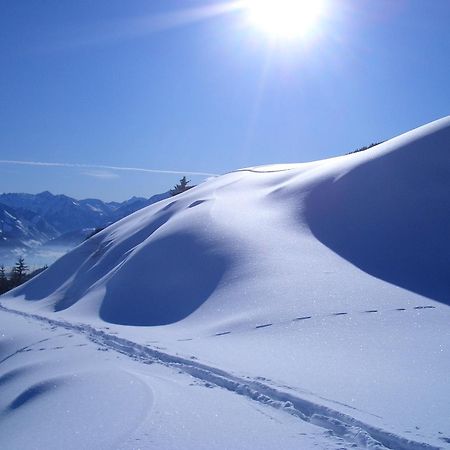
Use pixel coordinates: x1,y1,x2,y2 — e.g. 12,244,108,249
0,303,438,450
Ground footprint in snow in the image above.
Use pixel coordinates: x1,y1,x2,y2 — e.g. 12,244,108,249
255,323,272,329
188,200,208,208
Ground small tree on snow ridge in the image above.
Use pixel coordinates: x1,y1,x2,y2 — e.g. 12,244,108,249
170,176,192,196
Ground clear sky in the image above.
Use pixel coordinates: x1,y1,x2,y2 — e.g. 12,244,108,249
1,0,449,201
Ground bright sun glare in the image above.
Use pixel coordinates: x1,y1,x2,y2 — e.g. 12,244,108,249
244,0,325,39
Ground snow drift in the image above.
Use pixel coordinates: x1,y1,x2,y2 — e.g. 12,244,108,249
306,118,450,304
6,116,450,326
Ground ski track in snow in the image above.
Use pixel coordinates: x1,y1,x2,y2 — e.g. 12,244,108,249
0,338,50,365
0,303,439,450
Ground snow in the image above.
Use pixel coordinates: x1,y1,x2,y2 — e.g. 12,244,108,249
1,116,450,449
0,310,352,450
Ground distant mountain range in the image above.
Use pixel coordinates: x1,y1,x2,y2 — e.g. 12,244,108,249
0,191,170,266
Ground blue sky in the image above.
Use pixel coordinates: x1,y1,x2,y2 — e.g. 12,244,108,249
1,0,449,201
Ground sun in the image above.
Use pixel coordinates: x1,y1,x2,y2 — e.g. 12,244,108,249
244,0,325,39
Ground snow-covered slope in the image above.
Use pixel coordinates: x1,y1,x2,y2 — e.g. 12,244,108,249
1,117,450,449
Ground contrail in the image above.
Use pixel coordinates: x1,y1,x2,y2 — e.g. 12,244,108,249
0,160,219,177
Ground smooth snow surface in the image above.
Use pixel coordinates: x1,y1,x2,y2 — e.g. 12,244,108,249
1,117,450,449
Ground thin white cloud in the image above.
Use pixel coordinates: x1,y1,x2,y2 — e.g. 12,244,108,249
81,170,120,179
0,160,219,177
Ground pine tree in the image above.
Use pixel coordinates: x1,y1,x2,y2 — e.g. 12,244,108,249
0,264,8,294
11,256,28,287
170,176,192,196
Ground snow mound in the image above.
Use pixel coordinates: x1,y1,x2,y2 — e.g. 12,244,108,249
305,117,450,303
4,116,450,327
